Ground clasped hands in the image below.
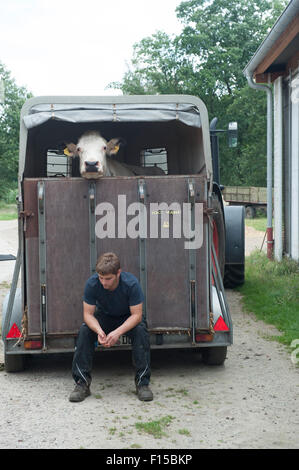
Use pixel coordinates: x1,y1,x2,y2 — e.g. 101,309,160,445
97,329,120,348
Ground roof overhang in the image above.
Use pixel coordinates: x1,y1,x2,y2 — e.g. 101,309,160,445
244,0,299,83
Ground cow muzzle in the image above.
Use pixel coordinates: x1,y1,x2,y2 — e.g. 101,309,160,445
85,161,100,173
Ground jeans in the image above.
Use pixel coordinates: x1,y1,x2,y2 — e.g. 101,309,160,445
71,310,151,387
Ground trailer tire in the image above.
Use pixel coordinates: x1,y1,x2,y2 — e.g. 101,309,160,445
224,263,245,288
4,353,25,372
245,205,256,219
224,205,245,288
201,346,227,365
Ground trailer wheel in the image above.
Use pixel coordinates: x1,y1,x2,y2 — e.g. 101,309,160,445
201,346,227,365
224,264,245,288
245,205,256,218
4,353,25,372
224,205,245,288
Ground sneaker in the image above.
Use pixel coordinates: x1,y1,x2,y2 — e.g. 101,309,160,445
69,382,91,402
136,384,153,401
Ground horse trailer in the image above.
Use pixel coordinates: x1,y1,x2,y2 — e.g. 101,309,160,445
2,94,244,371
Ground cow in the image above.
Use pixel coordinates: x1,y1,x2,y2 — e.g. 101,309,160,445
65,131,165,179
65,131,133,179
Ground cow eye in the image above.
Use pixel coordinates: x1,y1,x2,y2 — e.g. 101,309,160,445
103,146,107,151
77,147,81,153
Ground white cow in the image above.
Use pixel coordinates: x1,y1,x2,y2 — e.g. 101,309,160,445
65,131,133,179
65,131,165,179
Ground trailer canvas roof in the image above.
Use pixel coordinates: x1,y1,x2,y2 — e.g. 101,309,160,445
19,95,213,182
23,102,202,129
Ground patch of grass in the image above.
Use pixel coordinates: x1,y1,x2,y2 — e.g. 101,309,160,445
0,202,17,220
176,388,188,396
135,415,174,439
245,217,268,233
0,281,11,289
238,251,299,347
178,428,191,436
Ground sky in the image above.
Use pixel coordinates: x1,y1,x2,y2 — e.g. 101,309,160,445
0,0,183,97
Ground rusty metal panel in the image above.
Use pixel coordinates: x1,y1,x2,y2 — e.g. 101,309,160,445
144,175,208,331
44,179,90,334
24,176,209,338
95,177,140,279
23,179,40,335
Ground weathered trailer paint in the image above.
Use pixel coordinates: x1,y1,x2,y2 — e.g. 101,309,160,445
23,175,210,339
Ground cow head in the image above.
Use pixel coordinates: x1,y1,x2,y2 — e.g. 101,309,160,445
65,131,123,179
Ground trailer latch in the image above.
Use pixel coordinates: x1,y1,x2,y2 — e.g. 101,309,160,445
204,208,216,215
19,211,34,232
203,206,218,219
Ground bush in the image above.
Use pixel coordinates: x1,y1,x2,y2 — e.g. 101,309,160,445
238,251,299,346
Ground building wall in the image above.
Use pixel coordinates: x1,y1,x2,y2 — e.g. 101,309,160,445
275,70,299,261
290,72,299,261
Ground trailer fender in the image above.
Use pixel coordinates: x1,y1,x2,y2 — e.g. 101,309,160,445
224,205,245,288
211,187,225,279
1,288,22,340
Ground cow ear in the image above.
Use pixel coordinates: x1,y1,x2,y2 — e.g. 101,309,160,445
64,143,77,157
106,138,126,156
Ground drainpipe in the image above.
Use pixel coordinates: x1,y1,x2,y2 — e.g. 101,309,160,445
245,71,273,259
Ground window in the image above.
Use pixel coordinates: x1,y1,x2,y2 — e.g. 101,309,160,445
140,148,168,174
47,149,71,177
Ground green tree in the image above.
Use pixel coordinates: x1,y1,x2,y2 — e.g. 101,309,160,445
110,31,198,95
110,0,288,186
176,0,288,95
219,87,268,186
0,62,32,199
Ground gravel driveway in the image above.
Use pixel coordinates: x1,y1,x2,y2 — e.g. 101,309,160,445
0,220,298,449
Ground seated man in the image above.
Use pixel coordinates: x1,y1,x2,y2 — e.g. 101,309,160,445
69,252,153,402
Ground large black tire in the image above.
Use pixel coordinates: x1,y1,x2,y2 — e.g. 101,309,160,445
201,346,227,365
223,205,245,288
224,263,245,288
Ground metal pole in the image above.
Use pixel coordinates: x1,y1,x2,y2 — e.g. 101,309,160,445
245,71,274,259
266,75,274,259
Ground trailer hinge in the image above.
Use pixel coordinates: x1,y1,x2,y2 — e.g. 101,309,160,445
19,211,34,232
203,205,217,217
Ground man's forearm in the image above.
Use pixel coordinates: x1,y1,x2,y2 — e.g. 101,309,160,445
115,313,142,336
84,313,103,335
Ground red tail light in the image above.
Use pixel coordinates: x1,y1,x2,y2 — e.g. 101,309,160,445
195,333,214,342
24,340,42,350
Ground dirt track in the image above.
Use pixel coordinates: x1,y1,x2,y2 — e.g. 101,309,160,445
0,220,298,449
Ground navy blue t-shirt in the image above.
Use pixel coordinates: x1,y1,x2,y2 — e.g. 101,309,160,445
83,271,144,318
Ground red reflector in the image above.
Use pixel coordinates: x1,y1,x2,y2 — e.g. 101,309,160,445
214,316,229,331
6,323,22,338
